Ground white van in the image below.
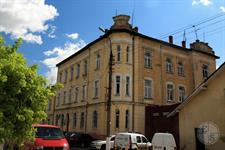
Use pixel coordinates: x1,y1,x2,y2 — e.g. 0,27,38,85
114,132,152,150
151,133,176,150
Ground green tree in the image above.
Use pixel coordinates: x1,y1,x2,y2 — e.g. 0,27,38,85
0,36,59,147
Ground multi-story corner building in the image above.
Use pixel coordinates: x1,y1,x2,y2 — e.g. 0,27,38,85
46,15,219,137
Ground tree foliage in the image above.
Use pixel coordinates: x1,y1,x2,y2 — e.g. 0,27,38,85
0,36,59,146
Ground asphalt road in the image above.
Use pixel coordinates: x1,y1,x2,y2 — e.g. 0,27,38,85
71,147,91,150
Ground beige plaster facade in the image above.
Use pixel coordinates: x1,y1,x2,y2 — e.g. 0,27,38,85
170,63,225,150
46,15,218,137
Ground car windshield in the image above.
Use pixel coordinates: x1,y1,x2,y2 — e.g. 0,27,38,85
35,127,64,139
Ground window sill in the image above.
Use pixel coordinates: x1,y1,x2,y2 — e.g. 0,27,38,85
144,97,153,100
178,74,185,77
115,94,120,96
144,66,152,69
92,97,99,99
166,71,173,74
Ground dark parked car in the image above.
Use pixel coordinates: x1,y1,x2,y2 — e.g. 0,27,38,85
65,132,98,148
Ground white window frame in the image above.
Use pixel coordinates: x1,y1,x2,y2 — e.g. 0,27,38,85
74,87,79,102
82,84,87,100
96,54,100,70
166,82,174,102
115,75,121,96
126,46,130,63
178,61,184,76
202,64,209,79
144,52,152,68
125,76,131,96
178,85,186,102
144,79,153,99
94,80,99,98
166,58,173,73
117,45,121,62
76,63,80,78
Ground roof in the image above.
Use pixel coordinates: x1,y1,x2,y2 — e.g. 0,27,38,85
167,61,225,117
56,28,219,67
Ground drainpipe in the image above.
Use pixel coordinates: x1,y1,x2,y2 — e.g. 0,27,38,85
132,35,135,132
160,45,164,104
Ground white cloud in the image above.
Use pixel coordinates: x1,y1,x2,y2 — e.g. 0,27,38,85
0,0,58,44
42,35,86,84
66,33,79,40
192,0,212,6
220,6,225,12
48,25,57,39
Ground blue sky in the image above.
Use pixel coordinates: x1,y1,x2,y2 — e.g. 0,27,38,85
0,0,225,84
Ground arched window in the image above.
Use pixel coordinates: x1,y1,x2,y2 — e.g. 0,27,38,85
115,109,120,128
93,111,98,128
125,110,130,129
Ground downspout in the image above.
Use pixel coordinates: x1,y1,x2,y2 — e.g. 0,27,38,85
160,45,164,104
132,35,135,131
85,47,91,133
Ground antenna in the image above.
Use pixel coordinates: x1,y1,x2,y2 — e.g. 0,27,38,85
193,25,199,40
203,32,205,42
115,9,117,16
131,0,136,27
183,30,186,41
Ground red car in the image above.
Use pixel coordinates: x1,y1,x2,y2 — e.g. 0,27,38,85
26,124,70,150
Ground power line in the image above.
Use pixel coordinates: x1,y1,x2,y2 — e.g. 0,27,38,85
158,12,225,39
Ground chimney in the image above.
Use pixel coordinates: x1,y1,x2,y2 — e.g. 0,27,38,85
169,36,173,44
182,41,186,48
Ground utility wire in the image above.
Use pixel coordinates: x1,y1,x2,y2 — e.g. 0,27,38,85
158,12,225,39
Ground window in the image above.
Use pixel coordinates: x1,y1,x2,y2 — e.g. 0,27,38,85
69,88,72,103
126,46,130,63
76,63,80,78
94,80,99,98
70,66,74,80
115,110,120,128
141,136,148,143
136,136,141,143
84,60,88,75
117,45,121,62
59,72,62,83
61,114,64,127
167,83,174,101
144,52,152,68
96,54,100,70
178,61,184,76
144,80,152,99
115,76,121,95
55,114,60,126
48,100,52,111
166,58,173,73
82,85,87,100
63,91,66,104
179,86,185,102
80,112,84,128
203,64,209,79
125,76,130,96
125,110,130,129
75,87,79,102
73,113,77,127
64,70,68,82
56,93,60,106
92,111,98,128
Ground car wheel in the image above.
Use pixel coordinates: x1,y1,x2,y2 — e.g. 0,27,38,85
101,144,106,150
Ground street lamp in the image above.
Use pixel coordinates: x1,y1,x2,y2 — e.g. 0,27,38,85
99,27,113,137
